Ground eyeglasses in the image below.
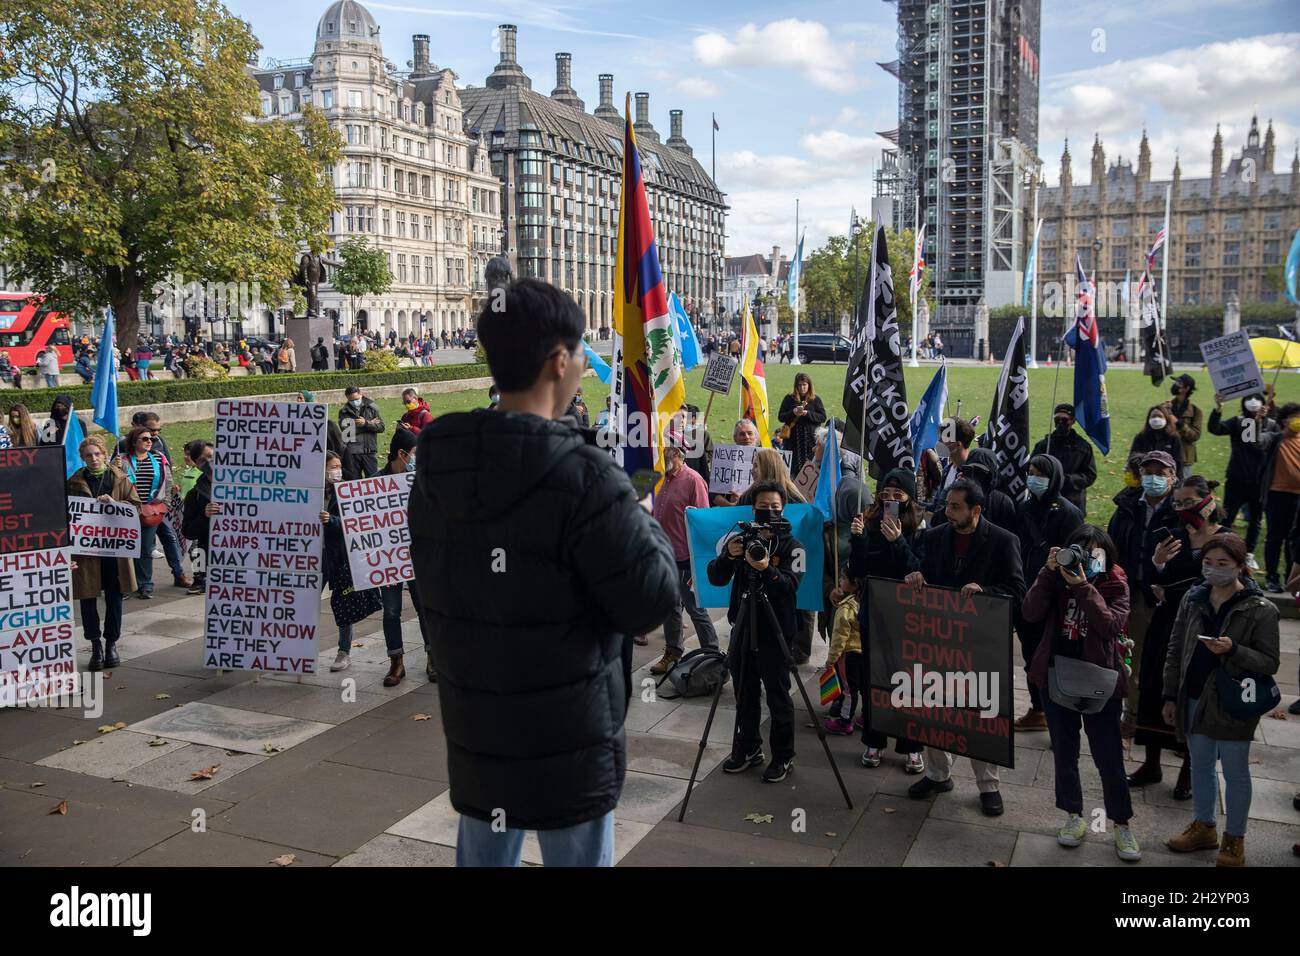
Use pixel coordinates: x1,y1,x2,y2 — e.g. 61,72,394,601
139,437,153,444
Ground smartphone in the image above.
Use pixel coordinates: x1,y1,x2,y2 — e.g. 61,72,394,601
884,500,900,520
1154,527,1174,543
1197,635,1218,642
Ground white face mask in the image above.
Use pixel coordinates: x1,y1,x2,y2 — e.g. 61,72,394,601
1148,416,1166,431
1244,399,1262,413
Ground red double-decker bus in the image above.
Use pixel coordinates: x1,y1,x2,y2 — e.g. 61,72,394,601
0,293,74,368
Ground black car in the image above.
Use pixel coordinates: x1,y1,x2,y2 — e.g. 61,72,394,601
462,328,478,348
793,333,853,364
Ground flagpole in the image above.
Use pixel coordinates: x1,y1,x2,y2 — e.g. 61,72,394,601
792,198,801,366
909,193,920,368
856,224,876,513
1028,177,1040,369
1160,184,1171,360
711,113,716,184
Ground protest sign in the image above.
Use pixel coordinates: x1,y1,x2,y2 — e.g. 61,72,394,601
0,547,77,705
708,444,793,495
335,472,414,589
700,352,738,395
212,399,328,488
0,447,69,555
794,458,821,499
685,504,824,612
864,578,1013,768
68,496,142,559
1200,330,1265,401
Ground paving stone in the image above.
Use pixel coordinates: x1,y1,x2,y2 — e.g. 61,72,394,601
83,633,188,665
335,833,456,867
128,702,333,754
120,828,338,867
624,697,682,734
1009,830,1201,867
646,703,737,747
120,743,266,794
0,707,100,763
37,729,191,778
617,820,835,867
195,679,317,715
246,684,396,725
831,793,929,867
326,711,450,781
1245,742,1300,784
626,732,726,780
1230,774,1300,826
113,609,207,641
0,787,190,866
903,817,1017,866
1258,712,1300,749
616,771,691,825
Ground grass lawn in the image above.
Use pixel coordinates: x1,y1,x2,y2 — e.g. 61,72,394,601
152,361,1300,552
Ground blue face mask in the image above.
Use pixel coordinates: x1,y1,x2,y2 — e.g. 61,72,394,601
405,455,417,473
1026,475,1050,497
1141,474,1168,497
1085,557,1105,580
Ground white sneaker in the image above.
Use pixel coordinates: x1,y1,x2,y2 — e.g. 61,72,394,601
1245,553,1260,572
151,548,164,559
861,747,883,768
904,752,926,775
330,651,350,672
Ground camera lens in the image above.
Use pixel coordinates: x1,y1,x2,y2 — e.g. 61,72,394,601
746,540,768,563
1057,546,1082,567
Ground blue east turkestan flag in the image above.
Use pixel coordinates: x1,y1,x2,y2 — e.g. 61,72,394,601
685,505,824,611
1021,219,1041,306
910,363,949,457
1063,256,1111,454
63,403,87,478
92,309,119,436
1286,227,1300,306
668,292,703,370
813,419,842,523
582,339,612,385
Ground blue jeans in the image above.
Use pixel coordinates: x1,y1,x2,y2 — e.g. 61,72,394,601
44,374,59,388
134,519,185,592
456,810,615,867
379,584,406,656
1186,697,1253,837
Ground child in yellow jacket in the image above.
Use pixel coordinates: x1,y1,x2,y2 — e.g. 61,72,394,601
823,568,862,735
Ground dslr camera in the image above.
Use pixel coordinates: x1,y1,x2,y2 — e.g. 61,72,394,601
735,512,792,564
1055,543,1089,569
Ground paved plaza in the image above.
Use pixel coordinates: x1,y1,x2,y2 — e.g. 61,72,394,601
1,586,1297,867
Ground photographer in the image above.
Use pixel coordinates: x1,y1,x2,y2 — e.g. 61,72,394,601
904,478,1025,816
708,479,804,783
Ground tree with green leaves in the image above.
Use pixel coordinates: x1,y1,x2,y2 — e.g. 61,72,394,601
0,0,342,346
796,224,931,334
332,236,392,331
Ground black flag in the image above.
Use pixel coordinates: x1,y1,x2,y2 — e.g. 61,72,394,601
842,223,913,478
980,315,1031,501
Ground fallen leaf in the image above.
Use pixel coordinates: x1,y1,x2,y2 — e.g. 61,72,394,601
50,800,68,815
986,860,1006,867
824,831,838,837
412,713,432,721
742,812,775,824
96,724,118,734
115,685,127,690
882,807,897,814
263,744,284,754
147,739,168,747
353,642,365,648
29,782,45,788
225,750,240,756
1268,710,1287,720
72,740,85,746
113,721,126,729
154,693,170,700
270,853,296,866
190,764,222,781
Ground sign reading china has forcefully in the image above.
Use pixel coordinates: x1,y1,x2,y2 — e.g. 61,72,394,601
204,400,327,674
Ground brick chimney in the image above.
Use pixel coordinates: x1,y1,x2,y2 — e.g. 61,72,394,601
411,34,431,78
550,52,584,111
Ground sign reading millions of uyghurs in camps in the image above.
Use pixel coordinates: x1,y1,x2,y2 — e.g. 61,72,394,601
1200,330,1265,401
864,578,1014,768
700,352,739,395
0,547,77,706
68,496,142,559
708,444,793,495
0,447,70,555
335,472,414,590
211,399,328,489
204,484,324,674
684,504,824,612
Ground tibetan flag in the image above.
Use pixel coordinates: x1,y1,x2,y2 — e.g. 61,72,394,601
818,664,843,706
738,301,771,447
1064,256,1111,454
614,94,685,484
92,309,119,436
62,403,87,479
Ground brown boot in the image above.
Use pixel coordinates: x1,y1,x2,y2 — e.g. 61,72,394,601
1216,834,1245,867
383,654,406,687
1166,819,1219,853
1014,709,1047,731
649,649,681,676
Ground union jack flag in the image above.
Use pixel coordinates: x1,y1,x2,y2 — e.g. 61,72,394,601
1136,229,1166,299
1074,255,1098,346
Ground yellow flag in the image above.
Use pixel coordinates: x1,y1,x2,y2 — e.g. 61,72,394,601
739,302,771,447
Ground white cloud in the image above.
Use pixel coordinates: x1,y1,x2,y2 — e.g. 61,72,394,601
724,180,873,256
800,130,891,165
674,76,721,98
693,19,859,92
1055,0,1275,29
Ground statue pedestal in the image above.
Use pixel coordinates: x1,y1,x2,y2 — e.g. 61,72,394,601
285,315,335,355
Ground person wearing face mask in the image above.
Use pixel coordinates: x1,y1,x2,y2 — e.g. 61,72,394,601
1032,404,1097,517
319,451,382,675
4,403,39,448
398,388,434,434
180,440,218,596
1258,402,1300,593
1128,476,1230,798
1128,403,1184,475
745,449,814,663
38,395,74,447
1106,450,1181,736
1162,533,1279,867
1208,392,1274,571
1012,454,1083,731
338,385,385,480
1168,374,1204,480
1022,525,1140,861
67,436,142,671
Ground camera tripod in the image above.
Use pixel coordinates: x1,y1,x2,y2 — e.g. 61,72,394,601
678,565,853,821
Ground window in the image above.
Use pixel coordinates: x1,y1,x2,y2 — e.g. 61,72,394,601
1184,243,1200,268
380,128,387,149
1223,276,1239,296
1264,213,1282,230
394,169,403,194
417,142,425,159
408,172,417,194
1077,221,1093,239
295,73,304,89
274,74,284,90
1264,239,1281,265
261,95,272,116
1111,219,1129,237
396,211,406,237
456,260,465,284
444,219,452,241
423,216,432,241
345,206,355,232
404,139,411,155
397,254,407,282
363,206,373,232
425,257,435,285
381,164,390,189
422,175,431,198
1223,241,1240,266
445,257,454,282
377,95,384,113
1183,277,1200,304
382,209,391,235
1186,216,1203,234
1110,244,1128,270
349,90,363,108
1224,215,1242,232
1042,221,1058,240
280,95,291,114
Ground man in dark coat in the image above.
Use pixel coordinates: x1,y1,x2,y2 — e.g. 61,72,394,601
408,279,677,867
1032,403,1097,517
931,447,1018,534
905,478,1026,817
338,385,385,479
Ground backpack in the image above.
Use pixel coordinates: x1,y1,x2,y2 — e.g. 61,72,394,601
656,648,730,700
277,347,290,364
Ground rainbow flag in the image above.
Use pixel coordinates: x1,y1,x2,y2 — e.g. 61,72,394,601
818,664,843,706
738,301,771,447
614,93,684,485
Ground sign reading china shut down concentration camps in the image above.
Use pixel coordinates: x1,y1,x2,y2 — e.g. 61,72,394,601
0,447,69,555
335,472,414,589
68,496,142,559
0,547,77,706
204,400,327,674
865,578,1014,768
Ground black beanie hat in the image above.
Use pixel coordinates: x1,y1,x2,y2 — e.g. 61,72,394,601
877,467,917,501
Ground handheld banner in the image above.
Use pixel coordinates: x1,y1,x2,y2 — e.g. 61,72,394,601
335,472,414,590
1200,330,1265,401
68,496,142,559
700,352,739,395
708,444,793,495
0,547,77,706
0,447,70,555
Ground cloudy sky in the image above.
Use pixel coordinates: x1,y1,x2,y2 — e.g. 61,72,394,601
227,0,1300,257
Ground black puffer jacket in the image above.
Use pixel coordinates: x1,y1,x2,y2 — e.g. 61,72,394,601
1014,454,1083,582
1207,402,1276,487
1031,428,1096,516
408,409,678,830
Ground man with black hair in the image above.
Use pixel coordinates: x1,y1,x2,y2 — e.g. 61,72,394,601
181,440,218,595
1032,404,1097,517
409,278,677,867
905,477,1025,816
708,479,804,783
930,416,975,512
1169,373,1203,479
339,385,384,479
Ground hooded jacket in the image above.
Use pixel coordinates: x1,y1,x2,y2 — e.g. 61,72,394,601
399,398,434,434
1014,455,1083,582
38,395,74,446
932,447,1018,533
408,409,678,830
1128,426,1184,474
1207,401,1276,487
1031,427,1096,516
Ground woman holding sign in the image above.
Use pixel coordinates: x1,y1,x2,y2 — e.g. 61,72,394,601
113,425,189,599
68,436,142,671
776,373,826,475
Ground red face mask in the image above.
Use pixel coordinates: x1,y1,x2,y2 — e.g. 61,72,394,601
1175,494,1215,529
